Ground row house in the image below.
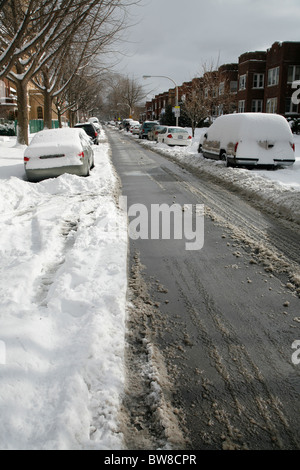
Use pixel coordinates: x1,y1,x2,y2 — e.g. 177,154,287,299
264,41,300,117
236,42,300,117
143,41,300,123
0,76,70,126
236,51,267,113
0,78,17,120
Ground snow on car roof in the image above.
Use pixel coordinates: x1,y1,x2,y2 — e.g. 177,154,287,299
208,113,293,142
25,128,88,158
30,127,84,143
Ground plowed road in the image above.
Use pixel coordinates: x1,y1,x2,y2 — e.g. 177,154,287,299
107,128,300,450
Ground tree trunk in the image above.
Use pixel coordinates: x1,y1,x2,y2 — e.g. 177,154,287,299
15,80,29,145
43,90,53,129
43,68,53,129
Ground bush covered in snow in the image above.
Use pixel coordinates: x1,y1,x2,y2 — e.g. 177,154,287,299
0,121,16,136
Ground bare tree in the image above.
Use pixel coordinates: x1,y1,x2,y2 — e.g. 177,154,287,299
199,60,238,123
108,74,147,119
1,0,140,144
181,79,207,137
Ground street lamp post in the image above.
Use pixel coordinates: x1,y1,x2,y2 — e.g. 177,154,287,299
143,75,179,126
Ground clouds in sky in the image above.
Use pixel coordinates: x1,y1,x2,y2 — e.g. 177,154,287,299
113,0,300,96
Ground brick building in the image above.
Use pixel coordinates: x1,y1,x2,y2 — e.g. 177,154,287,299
142,41,300,123
264,41,300,117
236,51,267,113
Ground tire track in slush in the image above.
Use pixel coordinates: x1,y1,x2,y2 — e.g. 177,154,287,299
164,256,299,450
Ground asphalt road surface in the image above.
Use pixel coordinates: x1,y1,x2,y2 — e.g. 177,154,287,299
107,127,300,451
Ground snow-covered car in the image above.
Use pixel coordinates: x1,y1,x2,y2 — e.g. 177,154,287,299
24,128,95,182
157,126,192,146
88,117,101,132
200,113,296,167
88,116,99,124
74,122,99,144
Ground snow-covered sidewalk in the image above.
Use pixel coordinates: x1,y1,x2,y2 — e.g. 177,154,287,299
0,131,128,449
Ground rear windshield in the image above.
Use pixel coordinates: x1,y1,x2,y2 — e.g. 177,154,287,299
168,128,188,133
144,122,156,128
75,124,95,137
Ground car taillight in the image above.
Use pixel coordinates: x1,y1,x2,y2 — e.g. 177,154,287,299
24,156,30,162
291,142,295,151
78,151,84,158
95,132,98,137
167,134,173,138
234,142,239,153
188,136,192,139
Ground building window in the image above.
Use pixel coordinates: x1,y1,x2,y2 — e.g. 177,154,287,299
288,65,300,83
285,97,298,114
0,80,5,99
267,67,279,86
230,81,237,93
266,98,277,113
219,82,225,96
253,73,264,89
239,74,246,90
238,100,245,113
251,100,263,112
37,106,43,119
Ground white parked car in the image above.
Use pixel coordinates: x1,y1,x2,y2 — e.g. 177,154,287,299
157,126,192,146
130,123,141,135
199,113,295,167
24,128,95,182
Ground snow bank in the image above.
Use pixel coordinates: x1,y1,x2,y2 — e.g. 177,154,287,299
129,128,300,225
0,131,128,450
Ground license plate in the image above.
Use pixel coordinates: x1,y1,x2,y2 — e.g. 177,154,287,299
178,135,183,139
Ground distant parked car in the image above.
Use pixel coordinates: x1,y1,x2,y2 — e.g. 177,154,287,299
24,128,95,182
88,117,101,131
157,126,192,146
148,124,165,142
88,116,99,124
74,122,99,144
139,121,159,140
199,113,295,167
130,122,141,135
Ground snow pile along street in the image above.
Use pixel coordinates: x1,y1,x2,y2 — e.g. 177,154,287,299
0,130,128,449
127,128,300,225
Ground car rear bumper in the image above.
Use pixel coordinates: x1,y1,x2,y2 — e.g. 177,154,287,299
228,156,295,166
25,164,88,182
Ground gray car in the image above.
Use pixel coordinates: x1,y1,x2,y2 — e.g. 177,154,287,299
24,128,95,182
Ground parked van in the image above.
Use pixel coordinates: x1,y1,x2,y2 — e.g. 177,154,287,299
199,113,295,167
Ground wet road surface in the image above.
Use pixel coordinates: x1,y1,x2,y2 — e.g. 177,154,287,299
107,128,300,450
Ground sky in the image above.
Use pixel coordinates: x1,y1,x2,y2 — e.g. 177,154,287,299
113,0,300,99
